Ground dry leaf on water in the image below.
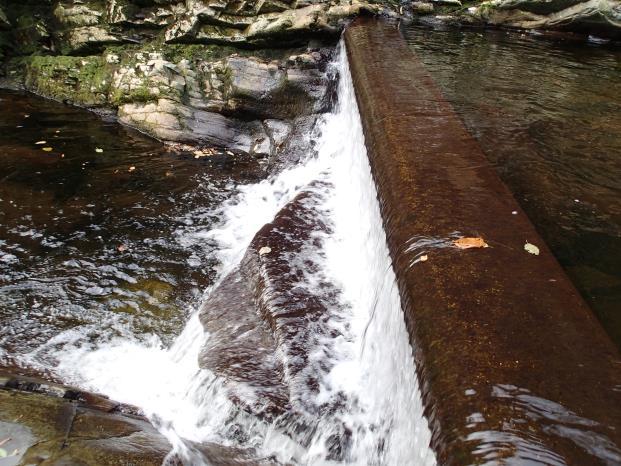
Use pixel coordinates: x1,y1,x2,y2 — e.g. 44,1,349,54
452,237,489,249
42,147,53,152
95,148,103,153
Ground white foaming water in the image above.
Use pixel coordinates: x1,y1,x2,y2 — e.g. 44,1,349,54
50,42,436,465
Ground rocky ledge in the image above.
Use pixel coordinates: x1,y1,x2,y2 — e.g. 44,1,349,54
0,372,172,465
0,0,389,160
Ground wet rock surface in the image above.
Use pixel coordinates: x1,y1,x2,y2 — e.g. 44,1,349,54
0,372,172,465
198,185,352,455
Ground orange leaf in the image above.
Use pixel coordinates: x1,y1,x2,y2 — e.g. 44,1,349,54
452,237,489,249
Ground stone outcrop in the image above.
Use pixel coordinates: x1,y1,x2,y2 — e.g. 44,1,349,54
0,0,378,157
3,40,334,157
0,372,173,465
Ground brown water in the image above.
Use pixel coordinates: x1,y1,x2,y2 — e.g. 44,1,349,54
402,26,621,349
0,90,264,368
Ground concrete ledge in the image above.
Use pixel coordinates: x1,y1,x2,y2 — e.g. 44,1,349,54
344,19,621,465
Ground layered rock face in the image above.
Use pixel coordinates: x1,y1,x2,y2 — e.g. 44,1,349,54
0,0,384,158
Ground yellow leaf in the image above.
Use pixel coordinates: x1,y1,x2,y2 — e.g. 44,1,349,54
42,147,53,152
95,148,103,153
453,237,489,249
524,242,540,255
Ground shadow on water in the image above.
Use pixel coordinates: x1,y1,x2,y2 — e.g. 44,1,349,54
401,25,621,349
0,90,265,368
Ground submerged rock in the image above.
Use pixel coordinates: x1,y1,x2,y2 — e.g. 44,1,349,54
198,185,352,454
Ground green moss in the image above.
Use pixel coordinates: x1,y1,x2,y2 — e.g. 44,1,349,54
21,54,112,106
110,84,159,105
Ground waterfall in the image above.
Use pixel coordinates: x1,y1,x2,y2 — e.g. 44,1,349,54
51,41,436,465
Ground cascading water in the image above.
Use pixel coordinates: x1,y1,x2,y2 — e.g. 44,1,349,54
47,41,436,465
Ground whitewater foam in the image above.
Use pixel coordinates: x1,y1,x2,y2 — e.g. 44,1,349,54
48,41,436,465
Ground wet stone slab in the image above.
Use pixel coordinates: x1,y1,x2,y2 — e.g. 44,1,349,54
344,18,621,466
0,373,172,465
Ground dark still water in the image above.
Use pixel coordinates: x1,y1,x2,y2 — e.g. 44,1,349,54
402,26,621,349
0,90,264,369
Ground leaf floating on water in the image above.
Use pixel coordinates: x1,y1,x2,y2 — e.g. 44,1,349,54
259,246,272,256
128,166,136,172
95,147,103,153
42,147,53,152
35,140,46,145
524,242,540,255
453,237,489,249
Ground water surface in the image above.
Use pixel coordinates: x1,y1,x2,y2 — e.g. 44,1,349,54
0,90,264,369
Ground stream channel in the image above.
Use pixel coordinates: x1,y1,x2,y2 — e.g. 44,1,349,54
1,26,620,465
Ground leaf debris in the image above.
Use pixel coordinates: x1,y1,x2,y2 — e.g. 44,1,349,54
452,237,489,249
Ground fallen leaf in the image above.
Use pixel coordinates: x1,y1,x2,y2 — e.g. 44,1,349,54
524,242,540,255
259,246,272,255
419,254,428,262
453,237,489,249
24,114,30,118
128,166,136,172
95,148,103,153
35,140,46,145
42,147,53,152
55,130,60,133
